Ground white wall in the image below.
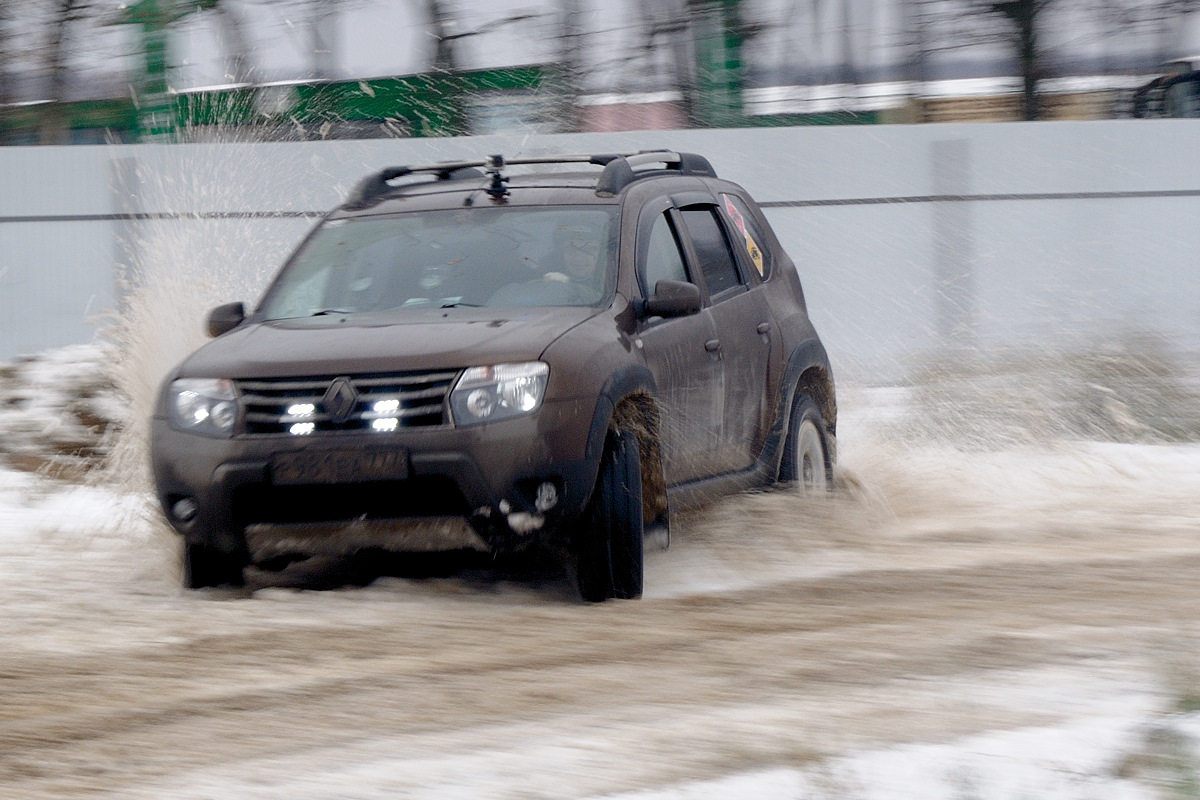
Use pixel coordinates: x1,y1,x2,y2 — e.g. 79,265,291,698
2,121,1199,380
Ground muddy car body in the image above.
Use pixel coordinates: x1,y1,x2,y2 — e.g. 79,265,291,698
150,151,837,601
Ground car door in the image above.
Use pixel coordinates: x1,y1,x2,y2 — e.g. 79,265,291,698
634,204,724,485
677,203,774,474
718,191,785,454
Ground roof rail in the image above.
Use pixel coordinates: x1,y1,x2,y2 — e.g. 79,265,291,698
340,150,718,208
342,164,485,209
595,151,717,195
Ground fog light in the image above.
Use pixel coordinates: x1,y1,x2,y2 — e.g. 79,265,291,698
535,482,558,511
172,498,198,523
286,403,315,417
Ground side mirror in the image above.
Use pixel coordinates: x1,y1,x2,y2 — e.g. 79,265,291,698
637,280,702,319
207,302,245,337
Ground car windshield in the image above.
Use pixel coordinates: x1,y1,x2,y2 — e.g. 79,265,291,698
258,206,618,320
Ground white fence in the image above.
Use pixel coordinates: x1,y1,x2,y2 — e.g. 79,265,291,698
2,121,1199,379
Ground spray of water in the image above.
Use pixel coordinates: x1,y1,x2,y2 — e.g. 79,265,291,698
896,333,1200,450
99,97,359,493
101,182,287,492
79,105,373,582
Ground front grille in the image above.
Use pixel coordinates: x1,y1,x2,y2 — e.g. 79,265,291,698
237,371,458,434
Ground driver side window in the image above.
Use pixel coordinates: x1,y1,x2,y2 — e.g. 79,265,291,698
641,213,688,295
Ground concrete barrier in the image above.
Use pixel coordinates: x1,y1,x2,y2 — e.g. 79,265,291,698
2,121,1198,379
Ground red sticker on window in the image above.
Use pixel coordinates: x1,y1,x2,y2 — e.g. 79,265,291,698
723,195,764,276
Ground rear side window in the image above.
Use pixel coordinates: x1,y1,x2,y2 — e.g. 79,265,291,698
642,213,689,294
721,193,771,280
680,207,742,298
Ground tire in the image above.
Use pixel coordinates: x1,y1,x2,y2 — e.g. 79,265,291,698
577,428,644,602
779,395,831,494
184,541,249,589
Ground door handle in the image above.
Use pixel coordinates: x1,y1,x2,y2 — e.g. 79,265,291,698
756,322,770,335
704,339,721,352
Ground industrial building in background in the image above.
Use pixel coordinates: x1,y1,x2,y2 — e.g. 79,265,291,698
0,0,1198,144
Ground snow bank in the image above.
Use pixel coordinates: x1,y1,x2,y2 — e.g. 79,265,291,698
0,343,124,477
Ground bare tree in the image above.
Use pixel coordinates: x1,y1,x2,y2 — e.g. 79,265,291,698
837,0,859,84
421,0,458,73
413,2,544,134
0,0,15,140
1093,0,1200,66
904,0,1054,120
211,0,254,83
917,0,1200,120
553,0,586,132
158,0,257,84
635,0,696,123
899,0,932,120
39,0,95,144
980,0,1053,120
0,1,12,99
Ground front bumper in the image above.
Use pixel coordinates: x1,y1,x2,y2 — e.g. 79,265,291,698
150,396,600,554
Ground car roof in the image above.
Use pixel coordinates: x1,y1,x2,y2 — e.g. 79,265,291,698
332,151,719,216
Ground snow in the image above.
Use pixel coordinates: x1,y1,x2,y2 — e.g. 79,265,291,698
605,714,1171,800
0,342,121,476
606,711,1200,800
4,344,1200,798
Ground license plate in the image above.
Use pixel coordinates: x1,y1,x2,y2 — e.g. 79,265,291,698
271,449,409,485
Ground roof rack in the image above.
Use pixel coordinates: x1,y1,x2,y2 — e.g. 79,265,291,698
341,151,718,208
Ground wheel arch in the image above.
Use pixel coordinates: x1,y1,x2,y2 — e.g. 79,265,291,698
768,338,837,477
794,365,836,438
781,338,836,433
582,365,667,527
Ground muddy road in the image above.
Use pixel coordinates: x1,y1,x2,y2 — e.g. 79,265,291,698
3,407,1200,798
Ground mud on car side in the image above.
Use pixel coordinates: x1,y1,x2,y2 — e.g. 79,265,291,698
150,151,837,602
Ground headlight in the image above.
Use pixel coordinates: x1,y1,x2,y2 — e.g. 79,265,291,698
168,378,238,437
450,362,549,426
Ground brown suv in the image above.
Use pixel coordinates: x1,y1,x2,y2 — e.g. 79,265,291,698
150,151,837,601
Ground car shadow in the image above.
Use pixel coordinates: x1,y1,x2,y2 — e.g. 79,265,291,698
243,546,581,601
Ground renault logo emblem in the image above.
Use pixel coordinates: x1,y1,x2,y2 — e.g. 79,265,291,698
324,377,358,423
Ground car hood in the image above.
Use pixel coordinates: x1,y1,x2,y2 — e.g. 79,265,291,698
177,307,603,379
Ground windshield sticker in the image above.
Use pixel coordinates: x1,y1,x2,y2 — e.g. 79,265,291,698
723,195,764,276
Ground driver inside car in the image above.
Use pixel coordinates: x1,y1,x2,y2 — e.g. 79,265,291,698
488,224,606,306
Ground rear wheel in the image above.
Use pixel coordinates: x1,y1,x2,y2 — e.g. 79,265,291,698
577,428,644,602
184,541,249,589
779,396,831,494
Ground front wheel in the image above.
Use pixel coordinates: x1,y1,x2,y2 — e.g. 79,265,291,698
779,396,831,494
577,428,644,602
184,541,249,589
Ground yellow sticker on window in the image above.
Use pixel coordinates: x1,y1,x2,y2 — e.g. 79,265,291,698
723,195,765,276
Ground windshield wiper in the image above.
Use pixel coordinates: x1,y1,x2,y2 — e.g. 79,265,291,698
310,308,354,316
441,302,482,308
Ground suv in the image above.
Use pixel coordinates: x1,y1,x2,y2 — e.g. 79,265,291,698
150,151,837,601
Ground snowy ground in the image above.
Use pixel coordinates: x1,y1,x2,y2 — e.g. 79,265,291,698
2,343,1200,799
